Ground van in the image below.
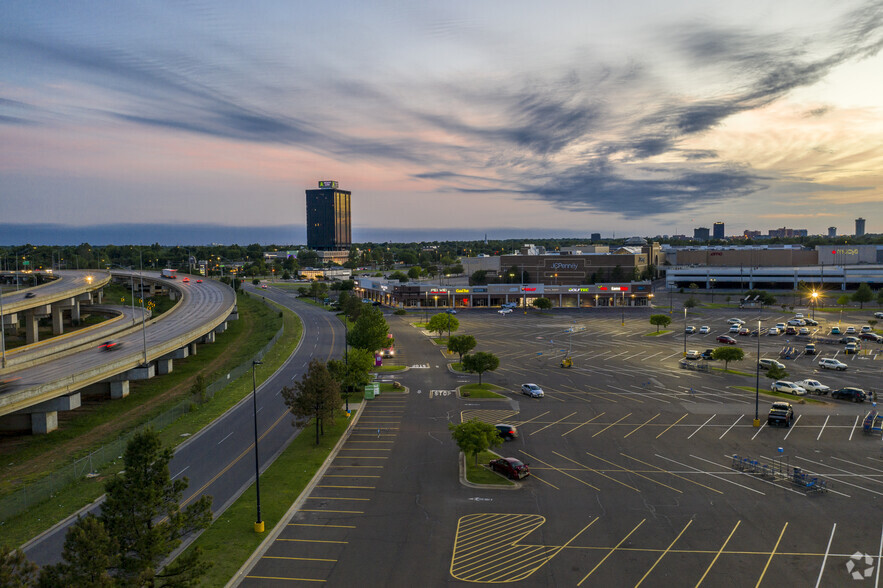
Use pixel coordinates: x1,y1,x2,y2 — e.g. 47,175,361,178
758,358,785,370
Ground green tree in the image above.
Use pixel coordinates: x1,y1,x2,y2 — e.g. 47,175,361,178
712,347,745,371
297,249,319,268
447,335,477,363
448,419,504,466
427,313,459,338
388,270,409,282
683,297,698,309
532,297,552,310
877,289,883,307
407,267,421,279
327,348,373,409
649,314,672,332
39,514,117,587
309,281,329,302
462,352,500,385
766,364,789,381
837,294,851,307
282,359,342,444
853,283,873,308
347,307,390,352
0,545,38,588
470,270,489,285
252,278,260,286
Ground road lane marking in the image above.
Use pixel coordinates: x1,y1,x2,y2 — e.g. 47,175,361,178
656,414,689,439
577,519,646,586
624,413,660,439
695,521,740,587
755,523,788,588
720,415,744,439
814,523,836,588
687,415,716,439
592,413,633,437
217,431,234,445
816,415,830,440
635,520,693,587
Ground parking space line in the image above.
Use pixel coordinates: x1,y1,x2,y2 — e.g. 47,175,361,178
276,538,348,544
816,415,830,441
530,473,560,490
755,523,788,588
660,454,763,495
562,412,605,437
306,496,371,501
586,451,682,493
849,414,860,440
552,451,641,493
751,422,766,440
720,415,744,439
513,411,550,427
792,456,880,496
620,453,718,494
299,509,364,514
656,414,688,439
875,523,883,587
831,455,883,475
530,412,577,435
635,520,693,587
624,413,660,439
643,352,661,361
577,519,646,586
695,521,740,588
520,450,600,491
687,415,716,439
289,523,356,528
783,414,802,439
245,574,325,582
592,413,633,437
814,523,836,588
263,555,337,562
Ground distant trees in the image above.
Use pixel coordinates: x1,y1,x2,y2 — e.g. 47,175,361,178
649,314,672,332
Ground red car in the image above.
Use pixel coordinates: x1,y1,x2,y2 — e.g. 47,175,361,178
716,335,737,344
98,340,122,351
738,327,750,336
182,277,190,283
489,457,530,480
196,279,203,283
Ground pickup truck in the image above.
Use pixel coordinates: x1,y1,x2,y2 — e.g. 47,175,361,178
768,402,795,427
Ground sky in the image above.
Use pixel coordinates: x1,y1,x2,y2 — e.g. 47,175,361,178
2,1,882,244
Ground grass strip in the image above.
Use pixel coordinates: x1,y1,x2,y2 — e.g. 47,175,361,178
371,365,406,372
460,383,506,399
465,450,514,486
644,330,672,337
733,386,823,404
181,411,353,587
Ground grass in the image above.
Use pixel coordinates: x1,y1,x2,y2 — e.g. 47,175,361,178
181,411,353,587
413,322,428,328
733,385,824,404
0,294,301,548
465,450,514,486
297,298,335,311
711,367,753,376
644,330,673,337
431,337,448,346
460,383,506,399
371,365,406,372
450,362,469,373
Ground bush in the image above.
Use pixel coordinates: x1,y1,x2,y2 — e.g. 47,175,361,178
394,309,407,315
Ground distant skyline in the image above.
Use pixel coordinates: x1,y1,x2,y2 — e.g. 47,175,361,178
2,2,882,239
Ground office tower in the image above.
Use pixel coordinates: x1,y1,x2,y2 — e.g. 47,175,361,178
693,227,710,241
828,227,836,238
855,218,866,237
590,233,601,242
713,222,724,239
306,181,351,251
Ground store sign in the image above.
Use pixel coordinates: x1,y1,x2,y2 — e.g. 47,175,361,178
473,287,487,293
521,287,537,292
550,262,578,270
455,288,470,293
318,180,338,188
430,289,448,294
832,249,858,255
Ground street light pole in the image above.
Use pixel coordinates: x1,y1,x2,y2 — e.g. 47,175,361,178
139,248,148,366
344,320,350,413
754,319,761,427
0,286,6,369
252,360,264,532
683,307,688,355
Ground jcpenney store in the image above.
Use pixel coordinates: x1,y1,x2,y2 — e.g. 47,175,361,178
354,279,653,309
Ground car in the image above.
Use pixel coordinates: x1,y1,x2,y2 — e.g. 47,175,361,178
261,284,269,289
758,358,786,370
445,309,458,314
24,292,36,298
860,332,882,342
501,302,518,309
489,457,530,480
784,326,798,335
767,327,780,336
700,349,716,360
716,335,736,344
521,383,544,398
876,312,883,319
729,325,740,333
98,340,122,351
196,279,203,283
738,327,750,336
768,402,795,427
787,319,804,326
498,308,513,315
845,326,856,334
495,424,518,441
685,326,697,334
182,277,190,283
771,381,807,396
845,342,860,354
830,326,842,335
775,323,787,331
750,329,760,336
699,326,710,334
803,318,818,326
818,358,847,371
726,318,745,325
795,379,830,395
804,343,816,355
794,313,804,319
831,387,866,402
861,325,872,333
372,301,381,306
839,336,860,344
685,350,701,360
798,327,810,335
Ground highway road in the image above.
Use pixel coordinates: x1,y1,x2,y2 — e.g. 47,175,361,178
0,270,111,315
24,284,345,566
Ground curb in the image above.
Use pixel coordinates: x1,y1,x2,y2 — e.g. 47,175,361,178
457,452,520,491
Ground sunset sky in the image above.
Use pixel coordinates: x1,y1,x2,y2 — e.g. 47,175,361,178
2,1,882,243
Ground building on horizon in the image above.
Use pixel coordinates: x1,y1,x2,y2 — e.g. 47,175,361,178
693,227,710,241
742,230,762,239
828,226,837,238
590,232,601,242
306,180,351,263
856,217,866,237
713,222,725,239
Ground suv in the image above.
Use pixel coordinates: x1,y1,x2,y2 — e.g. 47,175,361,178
768,402,794,427
804,343,817,355
771,381,807,396
845,342,860,354
832,387,866,402
818,358,847,371
758,358,786,370
795,379,830,395
495,424,518,441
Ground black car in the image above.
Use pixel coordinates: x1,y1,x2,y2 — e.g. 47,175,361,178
803,318,819,326
489,457,530,480
495,424,518,441
860,332,882,342
24,292,36,298
831,387,866,402
700,349,715,360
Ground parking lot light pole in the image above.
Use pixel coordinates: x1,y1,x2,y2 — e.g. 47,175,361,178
754,320,761,427
683,307,687,355
811,291,818,320
252,360,264,532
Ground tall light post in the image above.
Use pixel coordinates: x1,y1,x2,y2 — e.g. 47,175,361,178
683,307,688,355
252,360,264,532
138,248,148,366
754,319,761,427
0,284,6,369
811,291,818,320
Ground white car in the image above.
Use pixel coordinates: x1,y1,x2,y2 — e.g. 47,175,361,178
771,381,807,396
699,326,710,334
795,379,830,395
727,318,745,325
798,327,810,335
845,326,856,334
685,350,701,360
729,325,740,333
775,323,786,331
861,325,872,333
685,326,696,334
767,327,780,336
818,358,847,371
521,383,544,398
787,319,804,326
875,312,883,319
498,308,513,315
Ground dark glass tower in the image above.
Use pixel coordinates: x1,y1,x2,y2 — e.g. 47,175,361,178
306,181,351,250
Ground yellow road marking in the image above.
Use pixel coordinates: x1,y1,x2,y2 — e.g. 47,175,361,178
562,412,606,436
695,520,741,587
585,451,682,494
552,451,640,493
529,473,560,489
520,451,599,491
619,453,723,495
634,520,692,587
578,519,646,586
530,412,577,435
656,413,689,439
513,411,550,426
624,413,660,439
755,523,788,588
592,413,633,437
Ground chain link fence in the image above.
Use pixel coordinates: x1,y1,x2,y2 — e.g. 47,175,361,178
0,300,285,522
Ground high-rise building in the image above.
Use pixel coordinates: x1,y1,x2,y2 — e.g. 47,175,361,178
305,181,351,251
693,227,710,241
713,222,725,239
828,226,837,238
856,217,866,237
590,233,601,242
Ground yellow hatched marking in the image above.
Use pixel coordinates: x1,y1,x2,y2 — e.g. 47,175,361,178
577,519,645,586
592,413,633,438
561,412,605,437
634,520,692,587
656,413,689,439
551,451,639,493
624,413,660,439
695,521,741,587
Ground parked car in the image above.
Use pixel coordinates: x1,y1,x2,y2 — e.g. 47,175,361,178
758,358,786,370
787,319,804,326
798,327,810,335
804,343,816,355
489,457,530,479
767,327,780,336
795,379,830,395
803,318,818,326
738,327,750,336
717,335,737,344
685,326,697,334
727,318,745,325
860,332,882,342
818,358,847,371
831,387,866,402
845,342,860,354
699,326,710,334
845,326,856,334
729,325,740,333
768,402,795,427
784,326,798,335
521,383,544,398
685,350,701,360
700,349,716,360
775,323,787,331
830,326,842,335
498,308,513,315
495,424,518,441
861,325,872,333
875,312,883,319
445,309,458,314
772,381,806,396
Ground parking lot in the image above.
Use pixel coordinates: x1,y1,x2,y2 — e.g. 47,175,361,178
237,305,883,586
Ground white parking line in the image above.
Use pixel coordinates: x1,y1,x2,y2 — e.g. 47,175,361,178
659,454,765,495
751,421,766,440
816,415,830,441
643,352,662,361
815,523,836,588
720,415,743,439
831,456,883,477
875,523,883,587
687,415,715,439
792,456,878,496
783,414,801,439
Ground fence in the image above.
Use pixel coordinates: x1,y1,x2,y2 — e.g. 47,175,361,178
0,297,285,522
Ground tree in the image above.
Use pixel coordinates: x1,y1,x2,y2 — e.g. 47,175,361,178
447,335,477,363
462,352,500,385
407,267,421,280
448,419,503,466
853,283,873,308
532,297,552,310
837,294,851,307
683,297,698,309
327,348,373,408
309,281,329,302
388,270,409,282
712,347,744,371
252,278,260,286
470,270,489,285
282,359,342,445
877,289,883,307
427,313,459,338
649,314,672,332
347,307,390,352
0,545,38,588
39,514,117,587
766,364,788,381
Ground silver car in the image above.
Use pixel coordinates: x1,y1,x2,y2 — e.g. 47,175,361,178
521,383,544,398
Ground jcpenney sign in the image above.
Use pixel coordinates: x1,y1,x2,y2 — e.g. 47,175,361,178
550,262,578,270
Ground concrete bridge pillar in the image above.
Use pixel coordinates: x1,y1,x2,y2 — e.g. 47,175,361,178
214,322,227,334
110,380,129,399
25,393,81,434
24,310,39,344
51,304,64,335
189,342,198,356
202,331,215,344
156,358,173,375
70,300,81,322
31,412,58,435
